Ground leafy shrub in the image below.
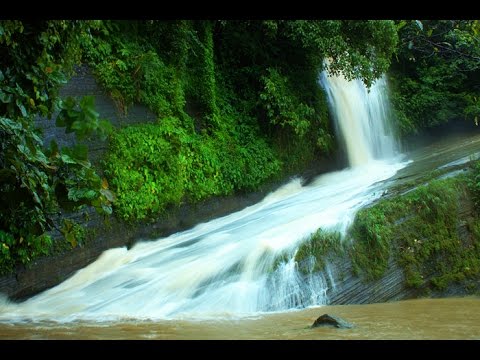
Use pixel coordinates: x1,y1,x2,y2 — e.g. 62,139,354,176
104,117,281,222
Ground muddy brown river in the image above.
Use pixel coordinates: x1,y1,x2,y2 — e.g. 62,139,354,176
1,297,479,339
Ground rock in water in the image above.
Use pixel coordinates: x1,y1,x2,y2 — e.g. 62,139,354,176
311,314,353,329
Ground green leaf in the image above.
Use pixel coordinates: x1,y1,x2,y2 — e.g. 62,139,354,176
38,104,48,116
99,119,113,136
0,91,12,103
32,191,43,207
84,189,97,200
16,99,27,117
66,232,77,248
101,204,113,215
396,20,407,31
415,20,423,31
70,144,88,161
60,154,77,164
100,188,116,202
68,188,97,201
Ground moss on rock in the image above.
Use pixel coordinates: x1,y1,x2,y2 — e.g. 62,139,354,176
348,173,480,291
296,166,480,294
294,228,343,275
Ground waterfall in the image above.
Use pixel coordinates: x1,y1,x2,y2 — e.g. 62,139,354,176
0,71,406,323
321,71,398,166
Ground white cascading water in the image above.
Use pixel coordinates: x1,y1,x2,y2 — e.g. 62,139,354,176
0,71,406,322
320,72,397,166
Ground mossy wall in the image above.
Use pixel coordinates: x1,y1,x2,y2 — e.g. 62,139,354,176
289,166,480,303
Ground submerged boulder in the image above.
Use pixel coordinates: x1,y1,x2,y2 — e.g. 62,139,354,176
311,314,353,329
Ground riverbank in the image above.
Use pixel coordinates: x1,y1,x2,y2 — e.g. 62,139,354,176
1,297,479,339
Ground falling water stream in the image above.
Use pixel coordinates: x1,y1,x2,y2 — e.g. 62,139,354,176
321,72,397,165
1,71,479,339
0,71,405,323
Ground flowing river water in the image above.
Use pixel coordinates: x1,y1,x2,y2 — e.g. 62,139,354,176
1,297,480,339
1,73,480,339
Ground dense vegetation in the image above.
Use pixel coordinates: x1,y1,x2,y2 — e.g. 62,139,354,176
0,21,113,274
294,228,343,274
83,20,398,221
1,19,479,277
389,20,480,136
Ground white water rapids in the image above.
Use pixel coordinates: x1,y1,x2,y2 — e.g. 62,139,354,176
0,72,408,322
321,72,397,166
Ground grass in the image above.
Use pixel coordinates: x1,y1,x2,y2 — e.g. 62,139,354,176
294,228,344,275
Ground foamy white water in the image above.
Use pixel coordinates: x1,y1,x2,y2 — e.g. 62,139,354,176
321,71,398,166
0,71,406,323
0,160,406,322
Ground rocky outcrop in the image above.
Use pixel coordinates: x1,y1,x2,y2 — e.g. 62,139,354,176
311,314,354,329
324,179,480,305
326,257,420,305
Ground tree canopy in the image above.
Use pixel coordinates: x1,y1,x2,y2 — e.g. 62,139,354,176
389,20,480,135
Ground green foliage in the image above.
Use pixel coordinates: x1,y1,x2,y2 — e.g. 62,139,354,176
348,175,480,290
184,21,219,129
0,229,52,275
468,159,480,211
104,120,186,221
82,21,188,120
0,20,112,274
260,68,313,137
56,96,113,140
0,117,55,236
295,228,343,274
389,20,480,135
104,118,280,221
349,206,393,280
283,20,398,88
393,179,462,289
0,20,87,119
80,22,138,113
49,143,115,216
60,219,86,248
